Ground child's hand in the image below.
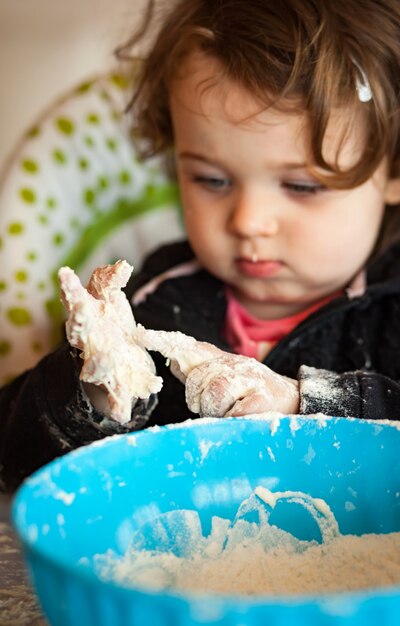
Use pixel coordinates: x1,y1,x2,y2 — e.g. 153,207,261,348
58,261,162,424
138,328,299,417
184,353,300,417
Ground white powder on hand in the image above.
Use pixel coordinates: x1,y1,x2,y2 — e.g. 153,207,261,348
93,489,400,596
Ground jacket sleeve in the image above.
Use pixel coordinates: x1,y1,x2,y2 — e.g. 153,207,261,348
298,365,400,420
0,342,157,492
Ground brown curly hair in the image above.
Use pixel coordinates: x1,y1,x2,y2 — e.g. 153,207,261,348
117,0,400,253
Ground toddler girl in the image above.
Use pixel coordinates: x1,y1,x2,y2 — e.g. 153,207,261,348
2,0,400,491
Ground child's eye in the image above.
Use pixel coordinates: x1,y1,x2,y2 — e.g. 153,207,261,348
192,175,232,191
282,181,326,195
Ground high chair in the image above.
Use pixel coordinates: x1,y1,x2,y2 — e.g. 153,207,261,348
0,72,183,386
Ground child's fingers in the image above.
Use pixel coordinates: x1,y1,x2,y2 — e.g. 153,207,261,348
58,267,89,312
228,392,273,416
186,370,241,416
184,353,300,417
184,355,260,416
87,260,133,301
137,326,223,377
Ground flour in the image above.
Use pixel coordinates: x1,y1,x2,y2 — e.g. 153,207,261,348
300,366,346,413
93,488,400,597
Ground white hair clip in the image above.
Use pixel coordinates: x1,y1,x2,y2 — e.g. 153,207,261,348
352,58,372,103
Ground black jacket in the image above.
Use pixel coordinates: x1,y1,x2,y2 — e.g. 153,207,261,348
2,239,400,491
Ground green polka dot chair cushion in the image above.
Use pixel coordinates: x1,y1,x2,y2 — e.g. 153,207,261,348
0,72,183,385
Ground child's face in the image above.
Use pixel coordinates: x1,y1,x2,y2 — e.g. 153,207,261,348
170,52,399,319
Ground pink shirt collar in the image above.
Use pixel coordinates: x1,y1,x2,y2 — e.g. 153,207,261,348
222,267,368,362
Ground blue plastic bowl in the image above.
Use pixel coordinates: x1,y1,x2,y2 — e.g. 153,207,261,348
12,416,400,626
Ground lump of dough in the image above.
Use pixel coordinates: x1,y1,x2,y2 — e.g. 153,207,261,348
59,261,163,424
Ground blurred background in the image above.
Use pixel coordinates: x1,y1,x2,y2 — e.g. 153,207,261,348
0,0,147,169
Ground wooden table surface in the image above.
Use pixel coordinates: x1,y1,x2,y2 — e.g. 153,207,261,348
0,494,47,626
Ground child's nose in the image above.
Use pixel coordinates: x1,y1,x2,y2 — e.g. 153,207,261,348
228,189,279,238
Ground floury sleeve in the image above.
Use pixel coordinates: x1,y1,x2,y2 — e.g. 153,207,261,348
0,342,157,493
298,365,400,420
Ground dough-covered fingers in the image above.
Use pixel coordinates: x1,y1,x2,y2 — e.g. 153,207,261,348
58,262,162,424
185,353,300,417
86,259,133,300
185,356,256,416
137,326,223,379
59,268,100,351
188,372,246,417
137,327,299,416
86,260,136,335
59,266,91,314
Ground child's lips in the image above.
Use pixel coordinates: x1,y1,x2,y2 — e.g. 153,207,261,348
236,258,283,278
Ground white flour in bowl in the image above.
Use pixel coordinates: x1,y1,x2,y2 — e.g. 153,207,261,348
93,488,400,596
